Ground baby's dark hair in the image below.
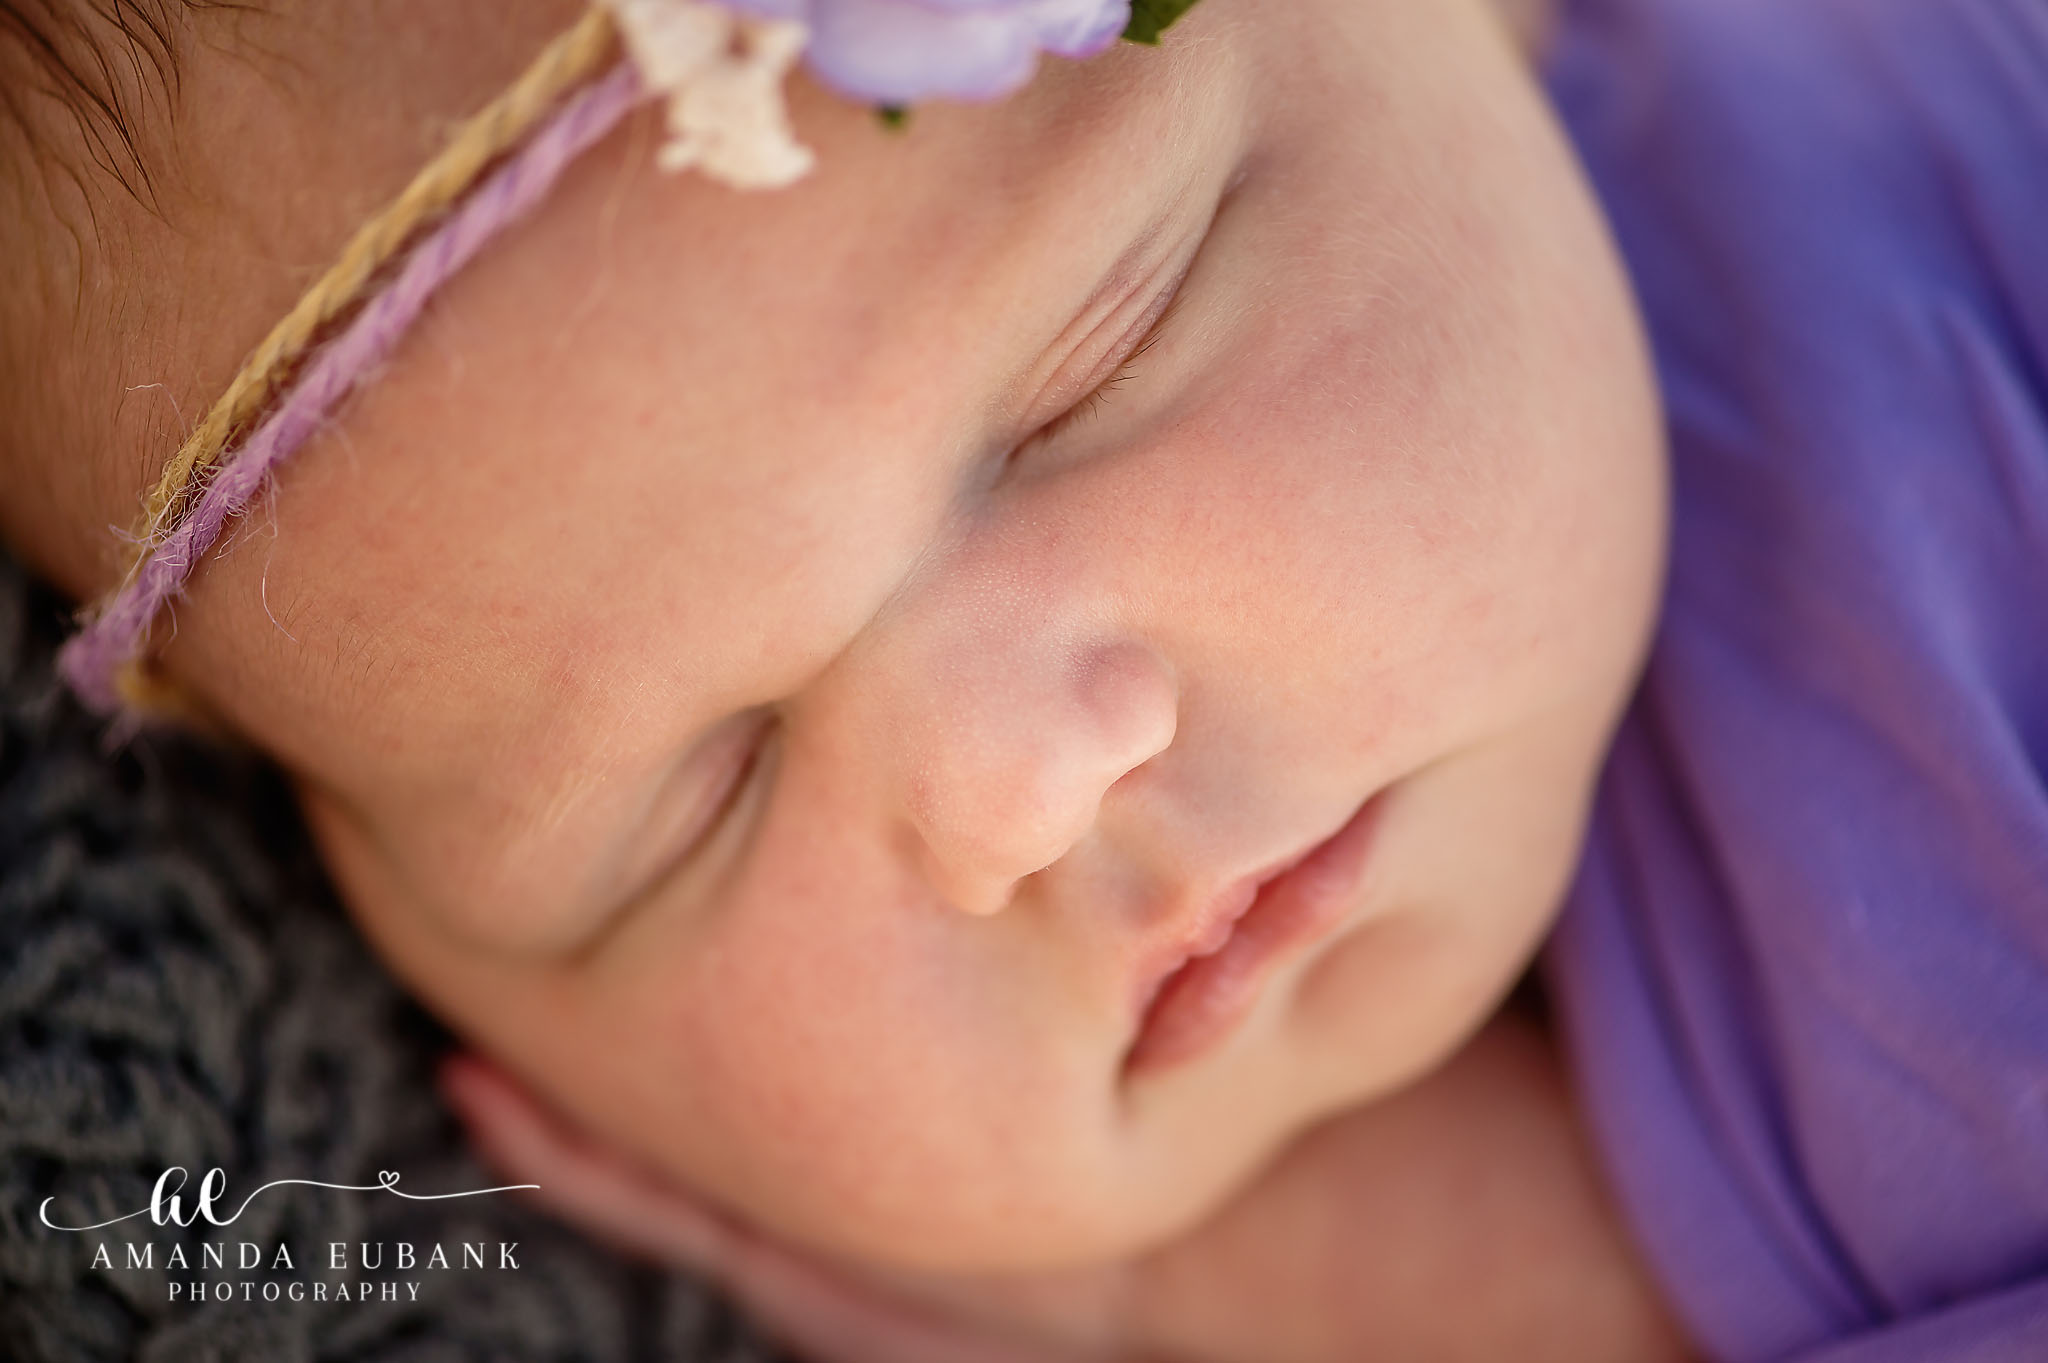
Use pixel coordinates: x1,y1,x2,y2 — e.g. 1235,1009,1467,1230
3,0,175,200
0,0,244,208
0,1,236,610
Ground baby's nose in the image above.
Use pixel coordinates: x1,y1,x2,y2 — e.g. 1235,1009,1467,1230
896,636,1179,917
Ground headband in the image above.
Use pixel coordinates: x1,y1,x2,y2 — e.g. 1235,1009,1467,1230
57,0,1202,742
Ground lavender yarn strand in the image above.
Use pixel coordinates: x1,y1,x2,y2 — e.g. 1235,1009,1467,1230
58,62,646,728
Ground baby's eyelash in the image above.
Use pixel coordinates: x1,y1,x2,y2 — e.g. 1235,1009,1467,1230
1057,357,1141,430
1033,293,1184,446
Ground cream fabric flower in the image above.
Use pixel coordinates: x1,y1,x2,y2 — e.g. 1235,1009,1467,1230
602,0,817,188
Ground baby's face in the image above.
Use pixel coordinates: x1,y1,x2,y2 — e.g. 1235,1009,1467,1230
149,0,1664,1271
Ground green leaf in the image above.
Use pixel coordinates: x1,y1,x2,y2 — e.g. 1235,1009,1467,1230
874,104,910,131
1121,0,1202,45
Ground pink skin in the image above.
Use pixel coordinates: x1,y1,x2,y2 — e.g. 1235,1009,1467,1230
14,0,1664,1279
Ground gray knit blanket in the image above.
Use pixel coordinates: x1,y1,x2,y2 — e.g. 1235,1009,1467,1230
0,548,789,1363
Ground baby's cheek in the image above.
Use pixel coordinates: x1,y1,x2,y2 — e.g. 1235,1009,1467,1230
1149,335,1538,742
558,819,1127,1270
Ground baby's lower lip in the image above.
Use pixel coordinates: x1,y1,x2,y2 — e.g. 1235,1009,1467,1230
1121,788,1390,1078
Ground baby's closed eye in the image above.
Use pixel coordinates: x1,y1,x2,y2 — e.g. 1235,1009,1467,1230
1019,283,1188,459
588,707,781,950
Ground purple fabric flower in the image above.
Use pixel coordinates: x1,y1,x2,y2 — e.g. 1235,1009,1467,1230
724,0,1132,103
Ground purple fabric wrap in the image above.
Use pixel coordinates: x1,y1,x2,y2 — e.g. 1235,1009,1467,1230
1538,1,2048,1360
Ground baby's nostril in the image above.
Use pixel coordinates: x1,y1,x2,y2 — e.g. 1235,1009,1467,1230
916,840,1016,918
902,736,1091,910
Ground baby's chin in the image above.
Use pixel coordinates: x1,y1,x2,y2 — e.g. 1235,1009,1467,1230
830,1015,1530,1272
770,1161,1253,1277
686,1126,1231,1275
599,1076,1291,1277
679,1059,1374,1276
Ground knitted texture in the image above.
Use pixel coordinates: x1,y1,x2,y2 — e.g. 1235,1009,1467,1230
1,548,790,1362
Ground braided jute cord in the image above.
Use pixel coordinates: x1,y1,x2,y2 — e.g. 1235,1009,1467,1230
140,7,616,538
60,7,631,731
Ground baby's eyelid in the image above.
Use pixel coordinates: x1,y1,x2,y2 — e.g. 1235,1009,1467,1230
1020,286,1189,455
1005,181,1227,467
575,711,777,961
667,711,774,864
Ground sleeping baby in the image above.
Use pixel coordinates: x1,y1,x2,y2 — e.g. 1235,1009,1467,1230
4,0,2042,1359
